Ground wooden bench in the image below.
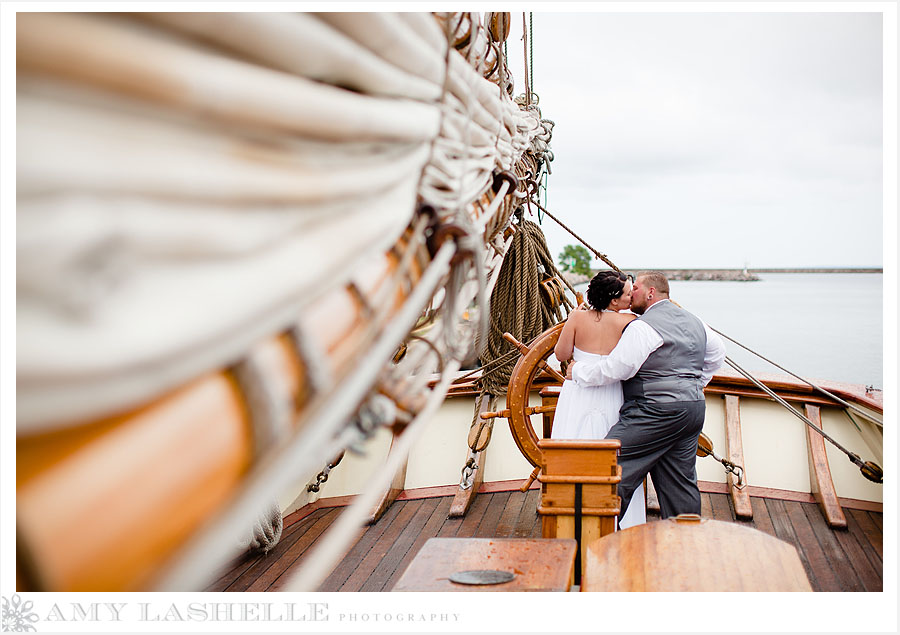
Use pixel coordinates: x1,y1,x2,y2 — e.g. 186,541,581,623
391,537,577,592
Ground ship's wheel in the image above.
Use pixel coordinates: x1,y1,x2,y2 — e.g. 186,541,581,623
496,323,566,469
495,323,717,472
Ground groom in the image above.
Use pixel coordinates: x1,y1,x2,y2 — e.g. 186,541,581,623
565,271,725,522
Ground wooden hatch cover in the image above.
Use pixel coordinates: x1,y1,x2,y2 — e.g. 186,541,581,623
582,514,813,592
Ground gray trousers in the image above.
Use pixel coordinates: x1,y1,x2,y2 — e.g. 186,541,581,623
605,399,706,523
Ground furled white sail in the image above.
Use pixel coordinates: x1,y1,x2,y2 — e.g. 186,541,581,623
16,12,545,431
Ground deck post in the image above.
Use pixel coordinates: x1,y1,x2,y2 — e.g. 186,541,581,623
804,404,847,529
366,432,409,524
448,395,494,517
724,395,753,519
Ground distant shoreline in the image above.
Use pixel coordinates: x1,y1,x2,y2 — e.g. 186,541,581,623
564,267,882,285
618,268,883,274
742,268,882,274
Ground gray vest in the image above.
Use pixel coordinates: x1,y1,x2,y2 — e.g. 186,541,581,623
622,301,707,404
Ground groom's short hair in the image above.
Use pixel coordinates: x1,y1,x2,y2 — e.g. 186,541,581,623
637,271,670,295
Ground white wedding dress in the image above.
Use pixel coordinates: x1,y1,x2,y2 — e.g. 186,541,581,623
551,346,646,530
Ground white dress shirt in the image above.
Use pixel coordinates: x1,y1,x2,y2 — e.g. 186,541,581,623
572,300,726,388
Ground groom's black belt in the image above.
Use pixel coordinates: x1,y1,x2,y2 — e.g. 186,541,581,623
623,377,704,403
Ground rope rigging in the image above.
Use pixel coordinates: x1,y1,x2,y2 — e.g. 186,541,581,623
709,326,882,427
530,198,621,273
522,13,530,105
528,12,534,98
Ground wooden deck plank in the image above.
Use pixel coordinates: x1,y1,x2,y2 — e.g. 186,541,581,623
225,509,331,592
436,507,464,537
475,491,511,538
514,489,540,537
848,509,882,561
845,509,882,576
700,492,713,518
216,509,328,590
802,502,864,591
455,492,494,537
765,498,816,589
494,490,528,537
317,498,405,592
748,496,777,537
359,498,435,591
868,510,882,532
831,516,883,592
254,508,341,591
208,510,325,593
205,552,256,592
783,501,841,592
211,491,883,594
528,494,544,538
709,492,734,522
338,501,420,592
383,496,454,591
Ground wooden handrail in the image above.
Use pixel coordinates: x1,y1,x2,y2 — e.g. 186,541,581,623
442,369,883,415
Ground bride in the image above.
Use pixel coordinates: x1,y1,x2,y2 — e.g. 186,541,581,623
551,270,646,529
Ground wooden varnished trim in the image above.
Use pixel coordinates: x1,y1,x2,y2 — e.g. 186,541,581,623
366,432,409,524
449,396,494,517
539,439,621,450
724,395,753,519
448,449,485,518
442,370,883,414
704,385,839,407
705,372,882,412
538,475,621,484
805,404,847,528
536,505,620,516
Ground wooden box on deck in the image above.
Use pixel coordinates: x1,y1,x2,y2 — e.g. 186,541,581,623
537,439,621,578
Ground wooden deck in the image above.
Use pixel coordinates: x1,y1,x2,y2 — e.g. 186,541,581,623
208,489,883,592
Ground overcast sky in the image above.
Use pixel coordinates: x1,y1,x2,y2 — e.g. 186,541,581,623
504,11,884,269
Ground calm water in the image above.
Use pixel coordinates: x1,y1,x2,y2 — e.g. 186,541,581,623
575,274,883,388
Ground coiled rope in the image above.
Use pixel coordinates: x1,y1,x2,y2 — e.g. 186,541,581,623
479,217,573,396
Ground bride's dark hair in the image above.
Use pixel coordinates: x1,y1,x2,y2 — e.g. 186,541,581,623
587,270,628,310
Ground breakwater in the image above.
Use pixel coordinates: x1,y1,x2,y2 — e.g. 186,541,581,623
652,269,760,281
564,269,759,283
563,268,882,285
